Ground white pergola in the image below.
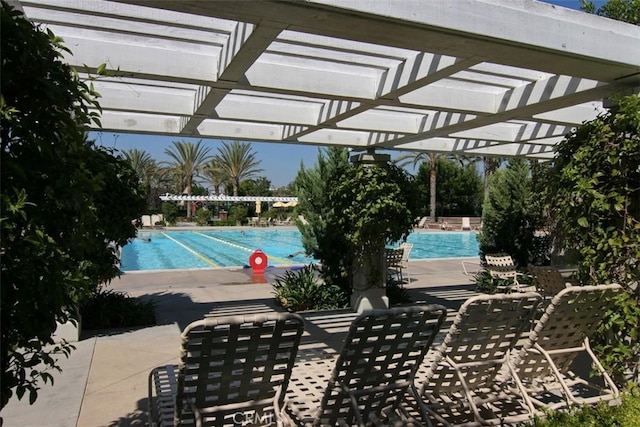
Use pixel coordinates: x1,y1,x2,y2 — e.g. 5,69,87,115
17,0,640,160
159,194,297,202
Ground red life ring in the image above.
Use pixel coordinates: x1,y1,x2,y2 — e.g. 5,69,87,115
249,250,268,274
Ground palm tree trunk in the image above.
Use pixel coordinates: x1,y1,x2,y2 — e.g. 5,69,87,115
233,178,239,197
185,176,192,219
429,153,437,221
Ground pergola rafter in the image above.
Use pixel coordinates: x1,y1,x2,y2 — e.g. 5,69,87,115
16,0,640,159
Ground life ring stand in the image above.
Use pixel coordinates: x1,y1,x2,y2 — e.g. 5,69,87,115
249,250,268,274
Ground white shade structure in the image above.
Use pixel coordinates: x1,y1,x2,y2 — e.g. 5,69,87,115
15,0,640,159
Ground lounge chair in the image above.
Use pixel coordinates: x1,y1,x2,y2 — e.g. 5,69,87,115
399,242,413,283
527,264,573,298
385,248,404,284
461,259,483,279
417,292,542,426
151,214,164,227
148,313,304,427
141,215,153,228
508,284,621,411
461,217,471,231
285,305,448,426
484,254,533,292
417,216,428,229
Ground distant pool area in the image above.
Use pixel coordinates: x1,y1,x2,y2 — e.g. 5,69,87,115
120,229,479,272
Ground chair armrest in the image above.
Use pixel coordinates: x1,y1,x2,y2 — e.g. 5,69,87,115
461,260,482,277
335,380,366,427
186,398,204,427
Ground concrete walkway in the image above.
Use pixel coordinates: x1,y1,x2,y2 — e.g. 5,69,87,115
0,258,478,427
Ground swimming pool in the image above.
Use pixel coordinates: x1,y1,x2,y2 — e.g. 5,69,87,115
120,229,479,272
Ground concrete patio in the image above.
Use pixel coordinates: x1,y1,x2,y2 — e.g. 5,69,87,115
1,258,480,427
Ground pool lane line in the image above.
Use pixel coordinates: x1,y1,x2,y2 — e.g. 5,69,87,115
194,232,294,265
161,232,219,268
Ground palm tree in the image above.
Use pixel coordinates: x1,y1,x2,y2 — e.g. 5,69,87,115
396,151,438,222
202,157,228,196
123,149,158,209
214,140,264,196
164,140,212,218
483,156,505,198
123,148,155,181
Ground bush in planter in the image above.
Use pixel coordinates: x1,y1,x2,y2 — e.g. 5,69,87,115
386,281,412,305
80,287,156,329
272,265,349,312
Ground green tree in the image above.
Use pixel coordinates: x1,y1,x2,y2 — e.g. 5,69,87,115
1,2,145,407
416,157,483,217
396,152,438,221
477,158,546,267
581,0,640,24
214,140,263,196
483,156,506,199
202,157,228,196
123,148,158,210
294,147,351,287
163,140,212,218
328,160,421,289
545,95,640,382
239,177,272,196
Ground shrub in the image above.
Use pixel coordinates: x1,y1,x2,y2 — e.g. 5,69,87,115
161,201,179,225
272,265,349,312
478,158,547,267
1,3,145,407
228,203,248,225
544,94,640,383
517,389,640,427
194,207,210,226
80,288,156,329
210,220,236,227
474,267,534,294
386,282,413,305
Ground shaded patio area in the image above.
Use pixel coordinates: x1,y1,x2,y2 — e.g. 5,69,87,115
1,258,480,426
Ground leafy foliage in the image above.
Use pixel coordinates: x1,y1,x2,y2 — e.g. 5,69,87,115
386,282,413,306
0,2,145,408
327,159,421,289
239,176,272,196
545,95,640,383
329,162,420,254
396,152,438,220
518,389,640,427
272,266,349,312
214,140,264,196
474,268,534,294
80,289,156,330
581,0,640,24
228,203,249,225
163,140,212,218
194,207,211,226
477,158,548,267
294,147,352,287
161,201,179,226
416,157,483,217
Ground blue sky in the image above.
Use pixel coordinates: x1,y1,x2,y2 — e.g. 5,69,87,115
93,0,606,188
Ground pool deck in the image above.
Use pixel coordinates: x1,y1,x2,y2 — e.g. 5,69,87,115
0,257,480,426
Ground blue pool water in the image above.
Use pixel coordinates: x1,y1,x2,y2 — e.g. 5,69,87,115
120,229,479,272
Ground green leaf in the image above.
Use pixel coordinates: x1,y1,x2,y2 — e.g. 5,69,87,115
577,217,589,227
